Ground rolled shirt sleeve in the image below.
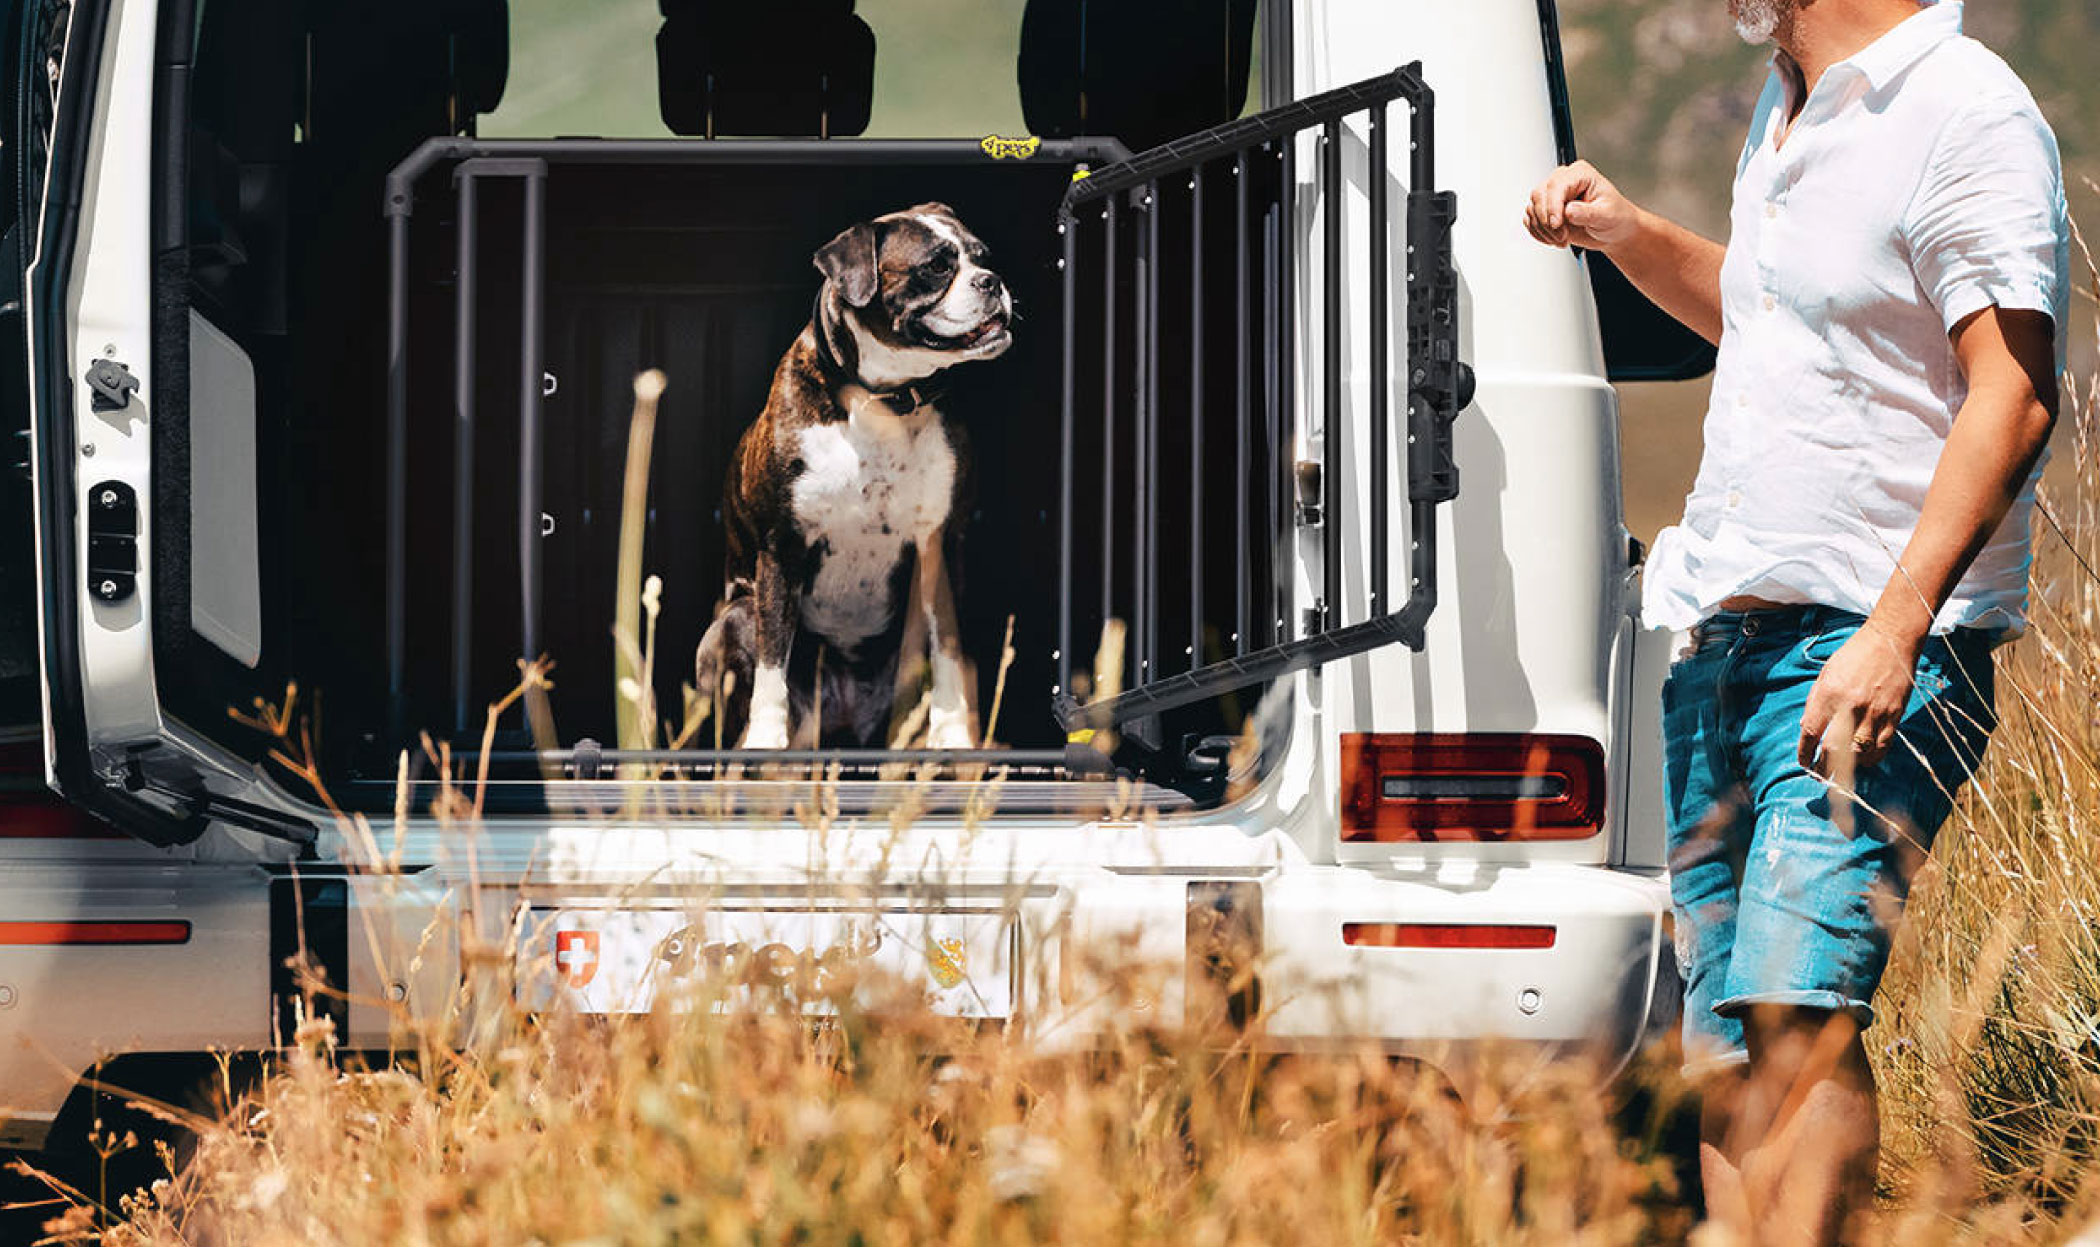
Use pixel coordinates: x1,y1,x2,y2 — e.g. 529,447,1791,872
1904,97,2070,360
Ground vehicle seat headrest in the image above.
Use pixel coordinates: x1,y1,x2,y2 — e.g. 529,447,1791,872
1018,0,1256,154
445,0,510,118
657,0,875,138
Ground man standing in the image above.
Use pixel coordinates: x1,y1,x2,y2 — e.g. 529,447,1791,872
1525,1,2068,1242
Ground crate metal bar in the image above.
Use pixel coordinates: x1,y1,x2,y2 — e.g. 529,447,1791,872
1262,187,1282,642
1188,164,1205,670
1129,190,1151,685
1059,597,1437,733
1233,151,1251,656
1141,181,1161,687
1320,119,1343,633
519,164,548,667
385,212,410,738
1271,139,1292,645
1368,103,1390,614
1099,198,1118,644
474,747,1086,769
1058,218,1077,697
450,171,479,731
389,139,1135,213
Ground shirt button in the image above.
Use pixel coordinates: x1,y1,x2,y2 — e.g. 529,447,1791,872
1736,393,1749,409
1764,202,1779,219
1762,294,1777,312
1726,490,1743,508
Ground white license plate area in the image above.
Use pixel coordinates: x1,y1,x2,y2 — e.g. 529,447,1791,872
519,907,1015,1017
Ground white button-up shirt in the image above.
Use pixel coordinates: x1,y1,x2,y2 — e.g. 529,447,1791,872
1642,1,2070,635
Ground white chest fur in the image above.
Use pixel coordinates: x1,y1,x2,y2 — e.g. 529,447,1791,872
788,402,956,649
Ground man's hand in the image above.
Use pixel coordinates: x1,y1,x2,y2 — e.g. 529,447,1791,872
1796,625,1922,774
1524,160,1644,251
1521,161,1726,344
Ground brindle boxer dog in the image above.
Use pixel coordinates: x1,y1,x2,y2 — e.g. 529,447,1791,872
696,203,1012,749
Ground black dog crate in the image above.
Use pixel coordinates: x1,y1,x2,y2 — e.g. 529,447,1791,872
366,67,1462,806
375,138,1289,786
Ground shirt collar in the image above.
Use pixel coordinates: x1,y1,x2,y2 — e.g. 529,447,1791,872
1824,1,1962,93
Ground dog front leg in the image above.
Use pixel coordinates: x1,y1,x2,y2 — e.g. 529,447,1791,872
914,528,976,750
742,552,796,750
890,564,931,743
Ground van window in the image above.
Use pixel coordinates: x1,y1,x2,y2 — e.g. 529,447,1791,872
0,0,55,736
483,0,1259,143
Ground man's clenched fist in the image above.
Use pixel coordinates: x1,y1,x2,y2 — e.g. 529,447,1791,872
1523,160,1643,251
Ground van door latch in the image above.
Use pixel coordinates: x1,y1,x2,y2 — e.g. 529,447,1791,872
86,358,139,413
86,479,137,603
1293,460,1323,526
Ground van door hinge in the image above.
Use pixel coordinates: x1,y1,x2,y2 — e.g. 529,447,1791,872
101,744,318,847
85,358,139,413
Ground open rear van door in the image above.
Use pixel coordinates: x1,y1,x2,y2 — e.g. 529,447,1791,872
21,0,311,851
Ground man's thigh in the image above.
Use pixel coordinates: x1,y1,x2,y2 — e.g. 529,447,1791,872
1663,638,1756,1073
1722,625,1997,1027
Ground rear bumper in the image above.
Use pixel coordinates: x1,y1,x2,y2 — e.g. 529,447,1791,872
0,854,1672,1148
1039,860,1674,1072
1258,863,1672,1058
0,864,275,1150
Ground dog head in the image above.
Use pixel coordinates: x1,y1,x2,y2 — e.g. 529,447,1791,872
813,202,1013,388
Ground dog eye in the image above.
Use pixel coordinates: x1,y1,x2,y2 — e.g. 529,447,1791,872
926,253,956,277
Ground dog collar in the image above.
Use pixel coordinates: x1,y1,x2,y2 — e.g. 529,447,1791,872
862,382,941,414
839,380,945,421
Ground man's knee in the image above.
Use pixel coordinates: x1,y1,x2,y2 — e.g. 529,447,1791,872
1741,1005,1870,1082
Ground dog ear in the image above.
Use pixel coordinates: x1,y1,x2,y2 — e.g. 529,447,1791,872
906,201,958,221
814,222,880,308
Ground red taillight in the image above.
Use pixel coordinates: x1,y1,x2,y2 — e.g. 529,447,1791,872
0,921,192,946
0,740,123,839
0,799,128,839
1343,922,1557,950
1339,733,1604,842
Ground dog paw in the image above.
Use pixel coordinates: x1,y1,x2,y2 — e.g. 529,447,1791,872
925,711,977,751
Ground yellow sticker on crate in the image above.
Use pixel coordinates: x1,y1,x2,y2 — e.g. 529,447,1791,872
980,134,1041,161
928,937,968,990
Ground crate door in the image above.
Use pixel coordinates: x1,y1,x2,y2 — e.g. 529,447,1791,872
1051,67,1470,755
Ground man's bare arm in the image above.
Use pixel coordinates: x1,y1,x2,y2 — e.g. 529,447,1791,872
1796,306,2058,769
1523,160,1727,346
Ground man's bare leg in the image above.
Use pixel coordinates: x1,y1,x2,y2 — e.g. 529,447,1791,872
1700,1066,1754,1239
1702,1007,1878,1245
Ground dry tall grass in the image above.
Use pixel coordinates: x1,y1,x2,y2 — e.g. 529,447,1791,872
1868,207,2100,1239
53,973,1698,1245
17,212,2100,1247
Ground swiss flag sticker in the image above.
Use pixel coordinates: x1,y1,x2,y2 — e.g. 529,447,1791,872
554,929,600,990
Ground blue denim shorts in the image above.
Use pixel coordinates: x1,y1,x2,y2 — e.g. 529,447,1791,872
1662,605,1997,1074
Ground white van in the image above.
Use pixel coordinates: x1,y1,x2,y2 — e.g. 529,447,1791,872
0,0,1716,1152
